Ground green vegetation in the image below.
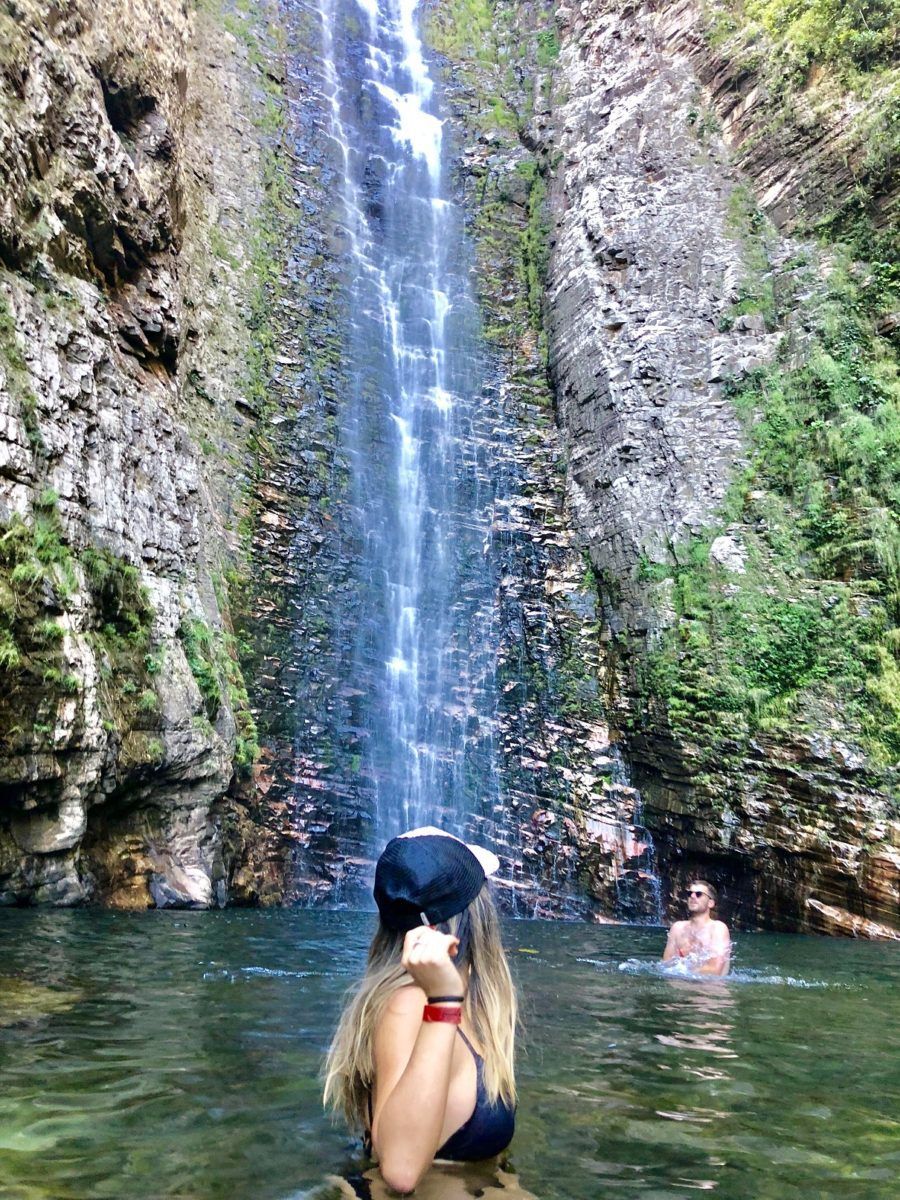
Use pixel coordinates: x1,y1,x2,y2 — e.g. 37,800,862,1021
721,185,778,328
179,617,222,719
425,0,558,133
145,737,165,762
0,292,43,450
640,251,900,764
0,486,165,745
82,546,153,640
0,631,21,669
536,29,560,68
518,160,551,334
35,619,65,643
178,616,259,771
743,0,898,84
425,0,498,65
686,93,722,143
0,493,77,609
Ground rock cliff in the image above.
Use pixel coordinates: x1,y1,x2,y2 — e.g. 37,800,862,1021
543,0,898,935
0,0,279,906
2,0,896,936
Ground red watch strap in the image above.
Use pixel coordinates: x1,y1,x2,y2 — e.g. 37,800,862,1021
422,1004,462,1024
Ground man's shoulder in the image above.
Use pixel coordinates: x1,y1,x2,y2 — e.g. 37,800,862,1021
669,919,689,933
711,920,731,939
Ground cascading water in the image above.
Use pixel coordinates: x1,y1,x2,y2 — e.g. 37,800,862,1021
315,0,502,847
264,0,662,918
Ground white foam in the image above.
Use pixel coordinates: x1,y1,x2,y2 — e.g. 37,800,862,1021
353,0,380,30
397,0,433,103
610,957,840,988
426,386,453,413
371,81,443,178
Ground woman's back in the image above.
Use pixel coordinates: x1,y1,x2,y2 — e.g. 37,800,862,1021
324,829,518,1193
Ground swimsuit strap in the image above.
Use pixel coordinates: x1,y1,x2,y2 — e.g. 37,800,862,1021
438,1026,515,1161
456,1027,480,1060
364,1090,373,1156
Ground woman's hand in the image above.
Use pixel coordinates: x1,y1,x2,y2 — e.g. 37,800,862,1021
401,927,466,998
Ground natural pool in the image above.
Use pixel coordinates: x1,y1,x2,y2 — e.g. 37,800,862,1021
0,910,897,1199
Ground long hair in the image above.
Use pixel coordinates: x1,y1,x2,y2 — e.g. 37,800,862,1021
323,884,517,1130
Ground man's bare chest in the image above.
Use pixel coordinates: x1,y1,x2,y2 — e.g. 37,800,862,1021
676,926,714,955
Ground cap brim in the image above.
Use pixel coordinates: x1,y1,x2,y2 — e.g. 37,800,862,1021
466,843,500,877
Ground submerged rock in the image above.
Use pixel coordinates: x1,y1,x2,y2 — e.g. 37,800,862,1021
0,977,82,1027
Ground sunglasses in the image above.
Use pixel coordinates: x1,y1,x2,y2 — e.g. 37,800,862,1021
686,889,710,898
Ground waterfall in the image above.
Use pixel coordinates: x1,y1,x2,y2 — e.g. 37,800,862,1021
315,0,502,846
263,0,663,920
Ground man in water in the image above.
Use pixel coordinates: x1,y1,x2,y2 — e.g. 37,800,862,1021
662,880,731,976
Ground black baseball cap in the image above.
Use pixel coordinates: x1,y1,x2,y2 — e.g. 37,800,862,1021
373,826,500,932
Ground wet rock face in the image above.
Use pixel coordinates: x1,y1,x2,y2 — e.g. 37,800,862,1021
546,0,898,936
0,0,274,906
546,1,777,635
630,726,899,935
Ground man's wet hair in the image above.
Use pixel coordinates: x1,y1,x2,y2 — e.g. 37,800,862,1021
692,880,717,905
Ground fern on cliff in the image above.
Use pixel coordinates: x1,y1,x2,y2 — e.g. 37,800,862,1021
745,0,899,81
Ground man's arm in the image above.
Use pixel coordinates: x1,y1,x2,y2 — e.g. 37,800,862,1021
694,923,731,976
662,922,683,962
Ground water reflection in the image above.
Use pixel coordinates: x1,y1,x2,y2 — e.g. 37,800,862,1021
655,979,738,1063
561,977,739,1194
315,1163,538,1200
1,913,898,1199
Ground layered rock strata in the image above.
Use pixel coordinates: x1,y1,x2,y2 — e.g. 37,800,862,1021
546,0,898,934
0,0,280,906
658,0,898,238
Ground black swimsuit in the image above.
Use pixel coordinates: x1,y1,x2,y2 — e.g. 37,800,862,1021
365,1028,515,1163
436,1029,516,1161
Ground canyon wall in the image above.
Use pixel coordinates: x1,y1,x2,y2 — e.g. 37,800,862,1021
1,0,896,935
543,0,898,935
0,0,282,906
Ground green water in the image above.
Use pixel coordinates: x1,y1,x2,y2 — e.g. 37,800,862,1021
0,910,897,1199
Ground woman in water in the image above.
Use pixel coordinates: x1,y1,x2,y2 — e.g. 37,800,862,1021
324,827,518,1195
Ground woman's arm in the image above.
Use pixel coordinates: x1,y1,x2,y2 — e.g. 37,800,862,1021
370,928,466,1194
371,986,457,1192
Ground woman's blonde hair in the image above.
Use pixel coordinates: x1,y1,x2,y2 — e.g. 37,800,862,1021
323,884,517,1130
